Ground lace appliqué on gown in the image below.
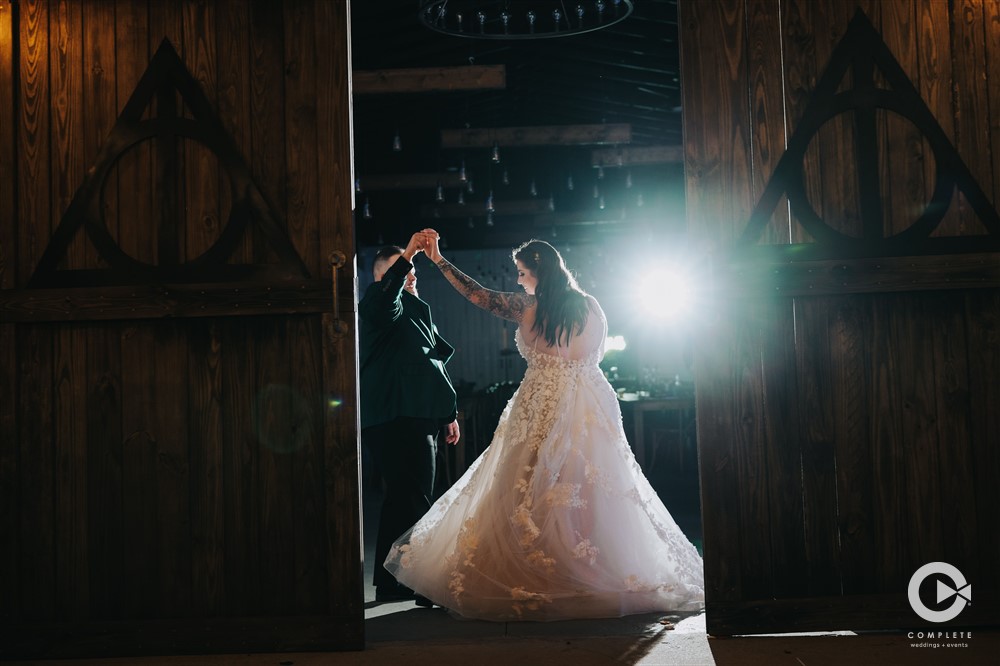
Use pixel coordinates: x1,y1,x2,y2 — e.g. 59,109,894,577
385,329,705,621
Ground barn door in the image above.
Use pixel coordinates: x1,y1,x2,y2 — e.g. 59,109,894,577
0,1,362,658
680,1,1000,635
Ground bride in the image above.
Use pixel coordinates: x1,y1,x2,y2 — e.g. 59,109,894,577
384,232,705,621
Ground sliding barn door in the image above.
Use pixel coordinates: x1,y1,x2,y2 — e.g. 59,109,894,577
679,0,1000,635
0,0,362,658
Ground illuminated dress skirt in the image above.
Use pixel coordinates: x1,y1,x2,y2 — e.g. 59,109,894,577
385,332,705,621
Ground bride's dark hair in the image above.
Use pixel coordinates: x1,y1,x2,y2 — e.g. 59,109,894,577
513,239,589,347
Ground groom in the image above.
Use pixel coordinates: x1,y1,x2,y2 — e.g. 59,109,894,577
359,233,460,603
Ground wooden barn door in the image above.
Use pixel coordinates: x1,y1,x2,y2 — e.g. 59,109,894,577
0,0,362,658
679,0,1000,635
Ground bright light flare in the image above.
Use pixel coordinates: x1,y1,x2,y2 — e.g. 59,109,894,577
605,335,627,352
634,268,695,322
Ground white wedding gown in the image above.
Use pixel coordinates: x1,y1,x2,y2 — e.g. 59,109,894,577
385,316,705,621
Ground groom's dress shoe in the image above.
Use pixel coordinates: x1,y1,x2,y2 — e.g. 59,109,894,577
414,594,433,607
375,586,414,602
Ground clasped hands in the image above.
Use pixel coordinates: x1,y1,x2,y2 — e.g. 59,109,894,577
404,229,444,263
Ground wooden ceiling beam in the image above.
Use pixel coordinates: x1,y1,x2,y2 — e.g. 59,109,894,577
421,199,552,218
360,173,464,191
441,124,632,148
353,65,506,94
590,144,683,167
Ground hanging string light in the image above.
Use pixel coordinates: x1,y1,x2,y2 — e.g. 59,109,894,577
419,1,633,39
392,129,402,152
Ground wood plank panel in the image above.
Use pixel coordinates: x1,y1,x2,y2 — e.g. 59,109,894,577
17,324,55,619
249,0,287,264
441,123,632,148
17,0,51,284
746,0,790,244
927,293,977,585
315,0,353,265
353,64,506,94
988,0,1000,209
792,297,840,596
215,0,253,264
733,301,773,600
868,294,908,592
85,323,124,619
0,324,18,621
758,298,807,599
0,0,15,288
828,295,875,594
893,295,944,572
114,0,155,265
321,312,363,627
283,0,319,274
966,289,1000,592
220,320,261,615
188,319,225,614
80,0,116,270
153,321,193,616
917,0,962,239
53,325,89,618
950,0,993,236
49,0,84,271
182,0,221,263
290,317,327,613
255,317,296,615
880,1,927,238
119,324,162,618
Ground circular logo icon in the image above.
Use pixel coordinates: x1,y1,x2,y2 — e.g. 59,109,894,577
907,562,971,623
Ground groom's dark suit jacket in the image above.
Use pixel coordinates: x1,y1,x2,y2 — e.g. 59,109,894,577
359,256,457,431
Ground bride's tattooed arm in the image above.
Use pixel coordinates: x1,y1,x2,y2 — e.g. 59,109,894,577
434,257,535,322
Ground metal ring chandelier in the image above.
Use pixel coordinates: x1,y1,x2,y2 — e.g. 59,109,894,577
419,1,635,40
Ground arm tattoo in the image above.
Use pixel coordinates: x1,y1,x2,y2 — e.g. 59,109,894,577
435,257,535,322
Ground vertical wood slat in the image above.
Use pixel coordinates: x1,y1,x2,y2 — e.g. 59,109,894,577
893,295,943,571
747,0,790,244
249,0,287,263
153,321,193,616
987,0,1000,208
792,297,841,596
927,294,977,586
966,289,1000,592
759,298,807,599
49,0,84,270
221,321,260,615
879,1,927,238
322,312,364,629
828,295,875,594
86,323,124,619
188,319,225,614
181,0,220,262
283,0,319,275
53,325,89,618
17,325,55,620
0,0,15,288
114,0,154,265
315,0,355,262
0,324,18,621
119,324,161,618
256,317,295,615
17,0,51,285
290,317,327,613
80,0,116,270
215,0,253,264
949,0,993,235
732,301,771,601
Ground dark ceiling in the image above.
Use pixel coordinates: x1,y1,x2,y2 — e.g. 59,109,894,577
350,0,683,250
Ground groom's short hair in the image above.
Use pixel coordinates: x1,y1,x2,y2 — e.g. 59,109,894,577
373,245,404,280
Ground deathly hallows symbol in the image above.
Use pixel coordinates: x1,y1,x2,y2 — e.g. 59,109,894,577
740,9,1000,257
29,39,309,287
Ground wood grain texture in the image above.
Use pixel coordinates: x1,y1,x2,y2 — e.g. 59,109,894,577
0,0,15,288
353,64,506,94
283,0,319,274
17,0,51,284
